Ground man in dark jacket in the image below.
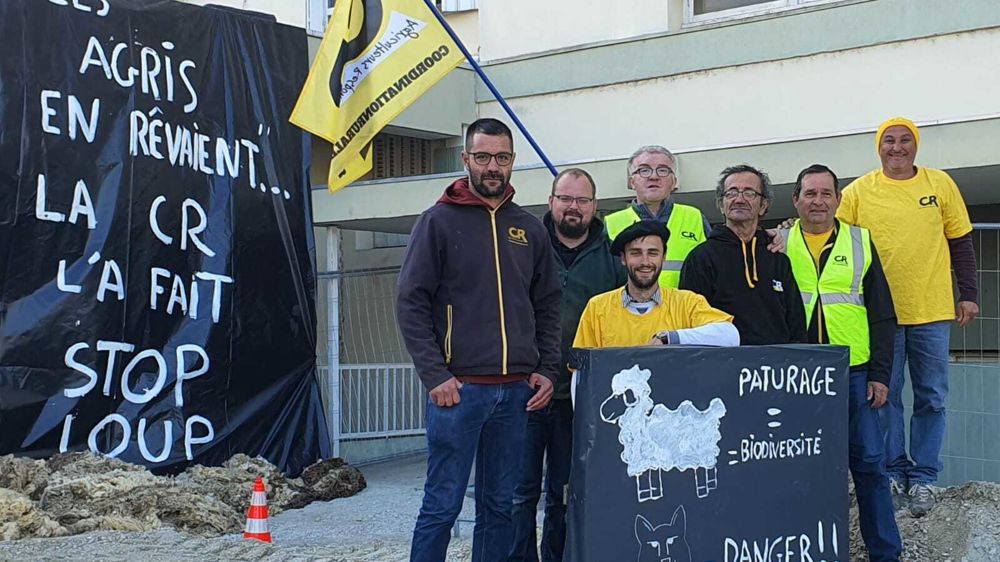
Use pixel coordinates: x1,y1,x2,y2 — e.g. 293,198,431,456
397,118,562,562
679,164,806,345
509,168,624,562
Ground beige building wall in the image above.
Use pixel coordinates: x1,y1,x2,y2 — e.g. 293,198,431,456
479,0,673,61
314,26,1000,228
479,30,1000,170
179,0,306,28
446,9,480,57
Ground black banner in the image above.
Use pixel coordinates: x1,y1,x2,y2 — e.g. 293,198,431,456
0,0,328,475
567,346,850,562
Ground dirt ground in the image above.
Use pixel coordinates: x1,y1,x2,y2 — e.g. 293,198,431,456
1,453,999,561
0,454,469,562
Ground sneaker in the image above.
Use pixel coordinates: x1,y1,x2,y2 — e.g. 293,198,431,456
908,483,935,517
889,478,908,511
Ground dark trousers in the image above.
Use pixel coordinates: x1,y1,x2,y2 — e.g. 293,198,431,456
509,399,574,562
411,381,534,562
850,370,903,562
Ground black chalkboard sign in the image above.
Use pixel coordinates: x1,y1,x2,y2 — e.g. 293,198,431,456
567,345,849,562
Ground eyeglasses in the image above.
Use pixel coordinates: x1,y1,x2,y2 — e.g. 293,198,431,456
468,152,514,166
722,188,763,201
631,166,674,178
552,195,595,206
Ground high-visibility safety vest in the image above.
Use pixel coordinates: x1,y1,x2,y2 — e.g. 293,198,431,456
787,220,873,366
605,203,706,289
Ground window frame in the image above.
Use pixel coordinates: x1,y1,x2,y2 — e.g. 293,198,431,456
307,0,477,37
306,0,334,37
439,0,478,13
373,232,412,249
684,0,845,26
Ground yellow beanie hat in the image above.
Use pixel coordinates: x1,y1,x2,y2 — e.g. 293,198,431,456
875,117,920,152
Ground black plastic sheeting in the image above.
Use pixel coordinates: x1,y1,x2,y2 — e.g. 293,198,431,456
567,345,849,562
0,0,329,476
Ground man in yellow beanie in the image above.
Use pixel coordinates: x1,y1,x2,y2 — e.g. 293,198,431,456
837,117,978,518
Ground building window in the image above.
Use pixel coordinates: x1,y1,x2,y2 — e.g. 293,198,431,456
307,0,334,37
439,0,477,12
373,232,411,248
372,133,434,179
685,0,843,25
308,0,475,36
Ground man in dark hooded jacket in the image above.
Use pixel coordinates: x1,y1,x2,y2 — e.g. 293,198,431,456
397,118,561,562
679,164,806,345
509,168,624,562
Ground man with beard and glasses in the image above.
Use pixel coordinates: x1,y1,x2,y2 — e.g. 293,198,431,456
573,220,739,350
509,168,625,562
398,118,562,562
679,165,807,346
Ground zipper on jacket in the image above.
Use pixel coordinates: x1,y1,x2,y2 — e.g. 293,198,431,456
445,304,453,364
488,207,509,375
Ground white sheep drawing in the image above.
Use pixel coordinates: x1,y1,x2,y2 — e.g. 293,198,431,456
600,364,727,503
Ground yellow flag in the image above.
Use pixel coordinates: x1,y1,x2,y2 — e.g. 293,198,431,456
290,0,464,193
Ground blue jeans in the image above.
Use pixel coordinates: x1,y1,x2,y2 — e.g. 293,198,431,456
850,370,903,562
509,399,574,562
879,322,950,485
411,381,534,562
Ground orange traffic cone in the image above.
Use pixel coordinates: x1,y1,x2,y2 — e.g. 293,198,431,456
243,476,272,543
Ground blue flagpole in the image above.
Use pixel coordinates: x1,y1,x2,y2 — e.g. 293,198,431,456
422,0,559,177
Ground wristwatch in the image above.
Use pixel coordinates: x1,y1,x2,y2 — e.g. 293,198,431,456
655,330,679,345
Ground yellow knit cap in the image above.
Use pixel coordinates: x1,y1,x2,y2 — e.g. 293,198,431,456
875,117,920,152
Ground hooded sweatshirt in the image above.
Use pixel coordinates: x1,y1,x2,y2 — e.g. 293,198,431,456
396,177,562,391
678,225,807,345
544,213,626,400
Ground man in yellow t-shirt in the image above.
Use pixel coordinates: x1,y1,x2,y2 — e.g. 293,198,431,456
837,117,979,517
573,220,739,351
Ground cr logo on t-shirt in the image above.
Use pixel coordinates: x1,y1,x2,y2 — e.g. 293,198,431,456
919,195,939,208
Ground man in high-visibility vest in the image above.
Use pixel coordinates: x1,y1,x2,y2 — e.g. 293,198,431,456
786,164,902,562
605,145,784,289
604,145,711,289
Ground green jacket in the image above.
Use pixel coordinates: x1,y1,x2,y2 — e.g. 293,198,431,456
545,213,626,400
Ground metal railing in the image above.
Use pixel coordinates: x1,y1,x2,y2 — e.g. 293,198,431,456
312,225,1000,455
339,363,426,439
951,223,1000,363
316,363,427,442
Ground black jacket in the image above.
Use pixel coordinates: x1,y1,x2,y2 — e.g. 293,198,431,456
396,177,562,391
796,221,896,387
544,213,626,400
679,225,807,345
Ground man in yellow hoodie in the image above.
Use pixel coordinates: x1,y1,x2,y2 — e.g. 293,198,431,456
574,220,739,350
